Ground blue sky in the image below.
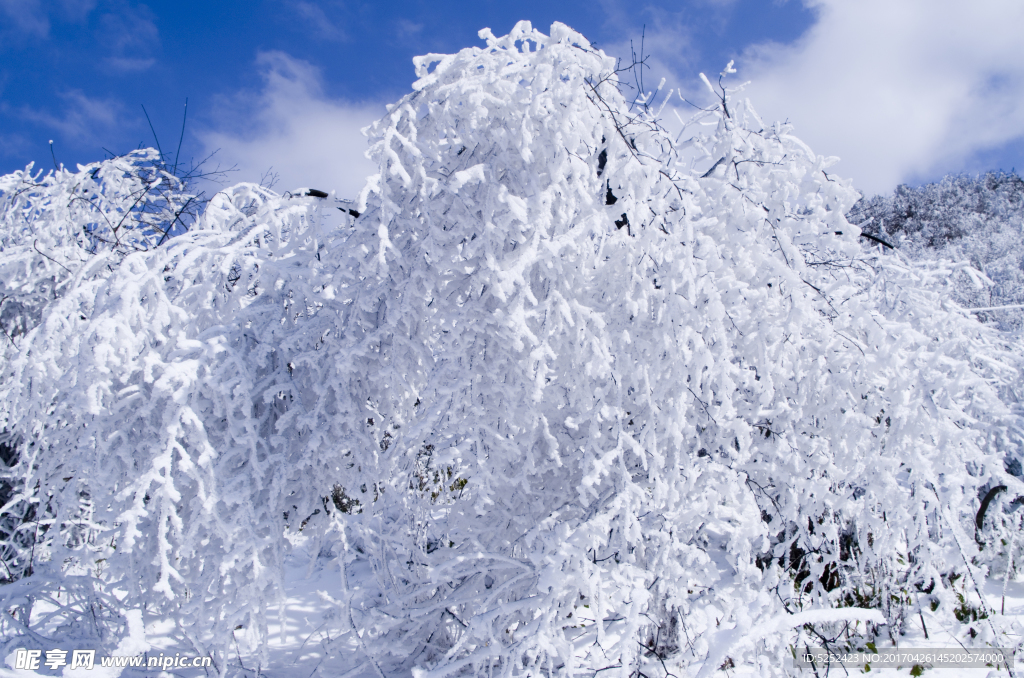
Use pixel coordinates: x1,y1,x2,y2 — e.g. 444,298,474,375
2,0,1022,198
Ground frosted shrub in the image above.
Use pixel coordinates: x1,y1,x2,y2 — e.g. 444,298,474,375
1,21,1021,677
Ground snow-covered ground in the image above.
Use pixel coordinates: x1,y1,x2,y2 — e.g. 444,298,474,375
4,533,1022,677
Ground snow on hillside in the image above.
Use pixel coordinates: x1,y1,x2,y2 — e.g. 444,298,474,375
850,172,1024,333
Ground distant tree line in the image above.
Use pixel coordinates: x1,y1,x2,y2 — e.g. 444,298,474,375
850,171,1024,330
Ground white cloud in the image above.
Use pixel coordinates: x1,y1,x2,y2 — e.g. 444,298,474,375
198,51,381,199
57,0,98,23
105,56,155,73
97,3,159,74
292,1,347,41
0,0,49,38
396,18,423,39
594,1,703,75
19,90,124,141
733,0,1024,194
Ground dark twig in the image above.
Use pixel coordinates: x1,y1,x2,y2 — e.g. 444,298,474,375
859,232,894,249
173,98,188,176
687,387,717,425
157,195,195,247
33,240,73,274
0,296,17,348
976,485,1008,543
700,157,726,179
141,105,164,163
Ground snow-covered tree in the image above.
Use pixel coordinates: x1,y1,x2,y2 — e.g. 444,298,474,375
1,21,1022,677
0,149,199,344
0,149,200,653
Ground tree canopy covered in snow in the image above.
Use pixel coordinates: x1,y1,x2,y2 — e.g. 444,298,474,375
1,21,1023,678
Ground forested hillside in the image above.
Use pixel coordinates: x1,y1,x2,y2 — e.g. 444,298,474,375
850,171,1024,331
1,22,1023,678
